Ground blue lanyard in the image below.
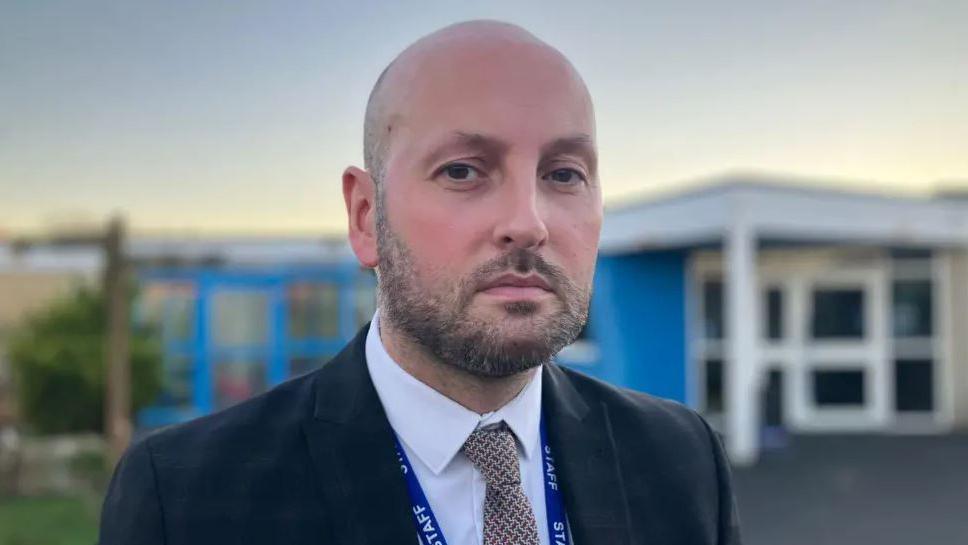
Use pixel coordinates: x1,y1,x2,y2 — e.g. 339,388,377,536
392,419,570,545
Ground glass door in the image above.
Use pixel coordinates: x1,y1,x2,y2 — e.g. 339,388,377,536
794,268,889,431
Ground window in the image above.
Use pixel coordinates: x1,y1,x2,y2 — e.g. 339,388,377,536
160,354,194,407
212,290,269,345
811,289,864,339
894,359,934,412
812,369,865,406
214,358,267,410
765,288,783,341
762,368,784,427
288,283,340,339
703,280,724,339
705,359,724,413
138,282,196,342
892,280,933,337
890,248,932,260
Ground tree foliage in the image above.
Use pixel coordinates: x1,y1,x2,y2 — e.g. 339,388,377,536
8,284,162,434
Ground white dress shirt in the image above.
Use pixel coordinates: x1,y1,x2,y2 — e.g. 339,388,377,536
365,311,559,545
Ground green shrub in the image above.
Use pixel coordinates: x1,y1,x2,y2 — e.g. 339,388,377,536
8,284,162,434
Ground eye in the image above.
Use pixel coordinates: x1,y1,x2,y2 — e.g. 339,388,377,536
441,163,481,182
544,168,586,185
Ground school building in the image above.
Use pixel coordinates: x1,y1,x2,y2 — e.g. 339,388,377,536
3,173,968,464
592,174,968,463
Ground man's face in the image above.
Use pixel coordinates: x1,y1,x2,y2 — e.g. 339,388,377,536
375,40,602,377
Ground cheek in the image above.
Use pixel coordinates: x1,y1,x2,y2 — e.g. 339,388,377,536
387,190,487,282
548,203,602,280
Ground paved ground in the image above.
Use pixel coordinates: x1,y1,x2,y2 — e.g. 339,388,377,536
731,434,968,545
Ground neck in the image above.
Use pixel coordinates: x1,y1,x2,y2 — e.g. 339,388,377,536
378,317,536,415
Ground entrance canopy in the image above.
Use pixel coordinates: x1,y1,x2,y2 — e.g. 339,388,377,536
601,173,968,254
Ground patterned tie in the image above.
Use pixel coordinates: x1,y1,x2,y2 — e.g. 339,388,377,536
461,423,541,545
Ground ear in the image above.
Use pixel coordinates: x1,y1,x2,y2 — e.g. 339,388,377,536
342,166,379,268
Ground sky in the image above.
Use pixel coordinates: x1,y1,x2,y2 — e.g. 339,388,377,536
1,0,966,236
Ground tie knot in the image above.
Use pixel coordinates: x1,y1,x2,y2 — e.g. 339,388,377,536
461,423,522,487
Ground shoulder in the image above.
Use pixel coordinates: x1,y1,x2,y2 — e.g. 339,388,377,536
547,365,739,542
547,363,733,533
136,370,319,465
550,364,717,453
102,370,331,542
136,324,371,465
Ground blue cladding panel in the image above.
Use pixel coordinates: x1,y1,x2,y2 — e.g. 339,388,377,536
590,250,688,402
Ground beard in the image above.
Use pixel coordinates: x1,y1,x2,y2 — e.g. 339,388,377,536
375,206,590,378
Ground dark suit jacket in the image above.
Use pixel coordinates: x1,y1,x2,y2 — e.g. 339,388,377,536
100,324,741,544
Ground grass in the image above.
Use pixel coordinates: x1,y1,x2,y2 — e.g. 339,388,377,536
0,496,98,545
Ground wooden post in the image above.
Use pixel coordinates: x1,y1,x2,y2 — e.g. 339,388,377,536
104,216,131,467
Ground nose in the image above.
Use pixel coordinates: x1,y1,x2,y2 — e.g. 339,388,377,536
492,173,549,251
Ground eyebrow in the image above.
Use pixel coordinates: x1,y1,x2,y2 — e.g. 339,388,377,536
421,131,510,171
421,131,598,176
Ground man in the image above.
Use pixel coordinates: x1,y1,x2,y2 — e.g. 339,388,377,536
100,20,741,545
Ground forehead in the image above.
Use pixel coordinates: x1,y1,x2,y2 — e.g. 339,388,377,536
382,40,595,162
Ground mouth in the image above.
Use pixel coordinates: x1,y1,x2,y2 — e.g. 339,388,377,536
477,273,554,300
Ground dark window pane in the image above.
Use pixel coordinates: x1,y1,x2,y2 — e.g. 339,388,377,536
766,288,783,340
889,248,932,259
703,281,724,339
811,289,864,339
705,359,724,413
762,368,784,427
892,280,933,337
813,369,865,406
288,283,340,339
895,359,934,412
214,358,267,409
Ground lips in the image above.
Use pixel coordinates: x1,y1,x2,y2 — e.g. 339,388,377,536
478,273,553,292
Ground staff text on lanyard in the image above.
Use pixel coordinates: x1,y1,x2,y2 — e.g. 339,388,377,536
392,420,569,545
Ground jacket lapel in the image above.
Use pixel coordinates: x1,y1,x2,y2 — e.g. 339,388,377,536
300,325,635,545
301,324,415,545
543,364,633,545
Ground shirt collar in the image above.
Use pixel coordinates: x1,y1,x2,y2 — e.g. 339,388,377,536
365,311,543,475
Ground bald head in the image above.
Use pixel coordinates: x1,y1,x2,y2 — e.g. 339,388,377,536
362,20,593,185
344,20,602,377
